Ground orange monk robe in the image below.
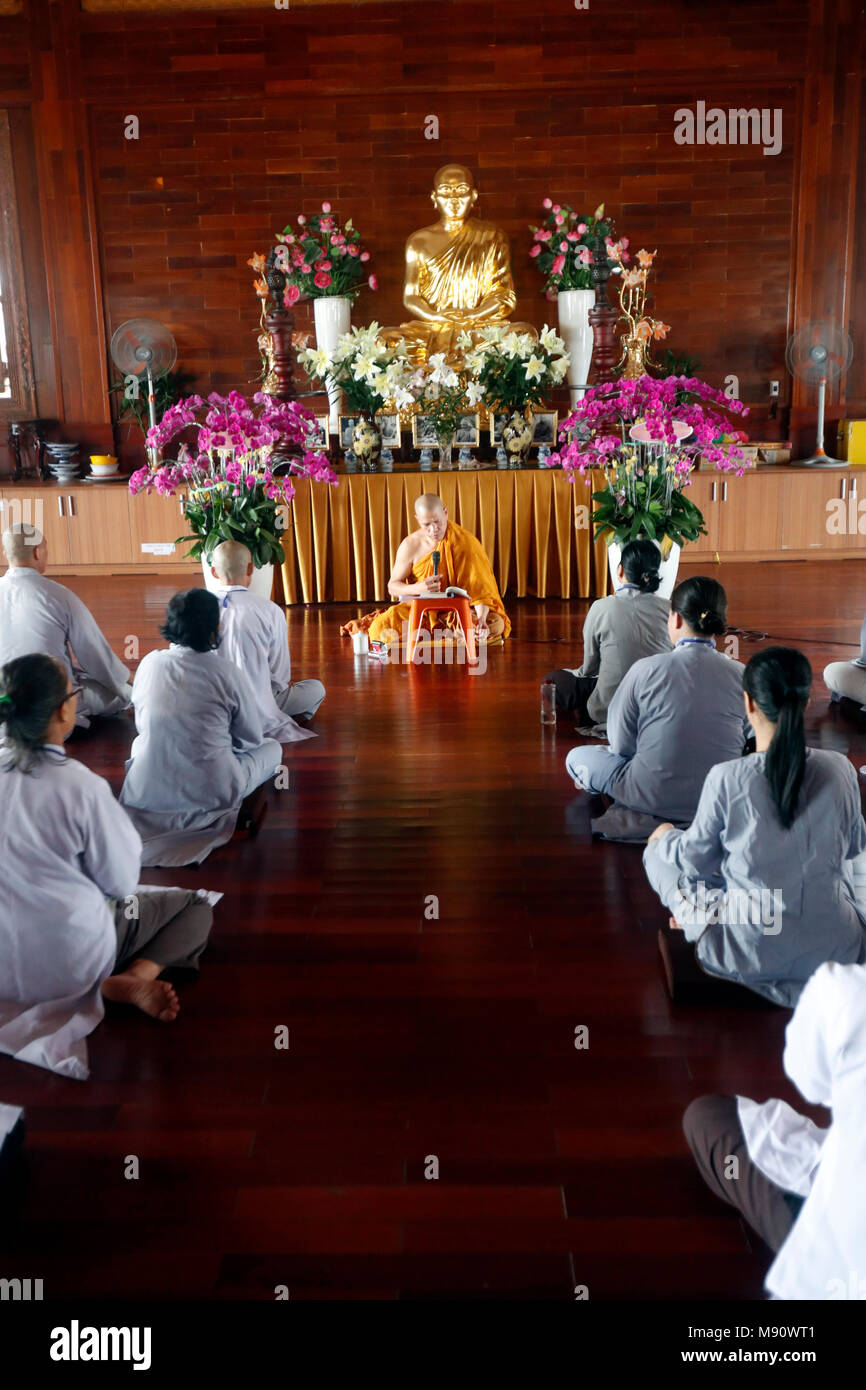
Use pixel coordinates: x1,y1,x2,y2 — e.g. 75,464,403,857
341,521,511,646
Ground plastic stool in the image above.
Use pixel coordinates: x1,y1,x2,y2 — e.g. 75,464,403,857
407,596,478,666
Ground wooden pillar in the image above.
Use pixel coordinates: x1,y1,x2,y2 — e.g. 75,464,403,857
28,0,114,454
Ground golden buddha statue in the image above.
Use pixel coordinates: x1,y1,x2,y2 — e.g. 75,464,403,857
386,163,535,363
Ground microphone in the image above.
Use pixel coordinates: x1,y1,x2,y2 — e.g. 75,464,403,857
432,549,440,577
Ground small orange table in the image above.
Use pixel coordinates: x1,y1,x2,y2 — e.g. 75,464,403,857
406,595,478,666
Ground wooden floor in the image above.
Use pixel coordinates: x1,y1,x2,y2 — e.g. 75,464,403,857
1,559,865,1301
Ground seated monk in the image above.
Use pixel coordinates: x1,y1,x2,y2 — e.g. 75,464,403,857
342,493,511,651
383,163,536,364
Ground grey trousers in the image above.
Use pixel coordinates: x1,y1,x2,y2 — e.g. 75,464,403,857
112,888,214,974
683,1094,801,1253
274,678,326,720
824,661,866,707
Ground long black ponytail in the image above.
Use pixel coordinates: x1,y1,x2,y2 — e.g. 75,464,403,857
743,647,812,828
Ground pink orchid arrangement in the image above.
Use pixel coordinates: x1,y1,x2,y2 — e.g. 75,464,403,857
267,203,377,306
130,391,337,568
529,201,626,300
546,375,751,549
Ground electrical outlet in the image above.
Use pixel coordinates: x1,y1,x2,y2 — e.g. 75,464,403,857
769,381,780,397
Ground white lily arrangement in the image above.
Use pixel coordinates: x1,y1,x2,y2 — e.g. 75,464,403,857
457,324,570,413
410,352,489,445
298,323,416,416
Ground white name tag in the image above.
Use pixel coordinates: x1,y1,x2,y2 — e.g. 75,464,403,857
140,542,176,555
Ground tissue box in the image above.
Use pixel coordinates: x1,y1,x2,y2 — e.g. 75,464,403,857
837,421,866,465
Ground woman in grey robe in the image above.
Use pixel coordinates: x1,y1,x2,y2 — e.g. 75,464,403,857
546,538,671,727
120,589,282,868
566,576,751,824
0,654,216,1079
644,647,866,1006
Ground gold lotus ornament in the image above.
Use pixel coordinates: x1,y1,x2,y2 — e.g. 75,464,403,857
610,246,670,379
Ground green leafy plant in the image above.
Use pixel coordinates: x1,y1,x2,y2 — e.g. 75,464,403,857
109,369,197,441
591,466,708,549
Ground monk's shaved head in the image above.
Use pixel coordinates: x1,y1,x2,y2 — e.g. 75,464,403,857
433,163,474,190
415,494,446,518
2,522,45,566
211,539,254,584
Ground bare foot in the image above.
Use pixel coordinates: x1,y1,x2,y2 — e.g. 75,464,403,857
102,973,180,1021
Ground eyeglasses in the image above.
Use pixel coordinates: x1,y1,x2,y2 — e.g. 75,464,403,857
59,685,82,707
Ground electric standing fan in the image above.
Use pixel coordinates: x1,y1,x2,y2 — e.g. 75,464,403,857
109,318,178,464
785,321,854,467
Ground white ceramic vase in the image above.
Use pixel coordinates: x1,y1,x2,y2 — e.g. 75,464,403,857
314,295,352,436
557,288,595,407
201,558,274,599
607,539,681,601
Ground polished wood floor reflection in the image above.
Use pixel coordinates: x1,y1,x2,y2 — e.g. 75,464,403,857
1,560,864,1301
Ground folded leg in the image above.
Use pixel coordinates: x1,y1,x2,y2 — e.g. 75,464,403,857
76,676,133,726
274,678,326,720
565,743,629,793
235,737,283,798
545,669,597,720
683,1094,798,1253
114,888,214,974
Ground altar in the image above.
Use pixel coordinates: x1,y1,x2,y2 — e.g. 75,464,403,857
280,467,609,605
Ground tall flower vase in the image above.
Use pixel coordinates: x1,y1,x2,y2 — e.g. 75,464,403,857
606,539,681,601
313,295,351,436
437,437,454,471
557,288,595,406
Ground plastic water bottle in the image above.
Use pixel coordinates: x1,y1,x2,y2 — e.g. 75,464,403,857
419,448,433,472
496,445,508,469
541,679,556,726
345,449,357,474
538,444,550,469
381,448,393,472
458,446,472,468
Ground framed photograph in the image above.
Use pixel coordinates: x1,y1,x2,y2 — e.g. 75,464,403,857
411,413,439,448
532,411,558,448
488,412,508,446
453,412,481,447
377,413,401,448
338,414,361,451
305,415,329,450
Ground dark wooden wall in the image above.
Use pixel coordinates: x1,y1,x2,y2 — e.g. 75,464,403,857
1,0,864,469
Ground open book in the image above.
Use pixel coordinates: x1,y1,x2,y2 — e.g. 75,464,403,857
416,585,471,599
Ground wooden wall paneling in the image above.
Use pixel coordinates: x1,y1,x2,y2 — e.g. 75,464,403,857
28,0,114,454
1,0,864,472
789,0,864,423
7,106,57,427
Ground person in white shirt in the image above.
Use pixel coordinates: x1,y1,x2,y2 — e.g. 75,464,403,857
684,961,866,1300
210,539,325,739
120,588,282,867
0,653,216,1080
0,522,132,727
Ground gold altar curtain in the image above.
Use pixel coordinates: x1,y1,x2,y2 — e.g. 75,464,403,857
280,470,609,606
